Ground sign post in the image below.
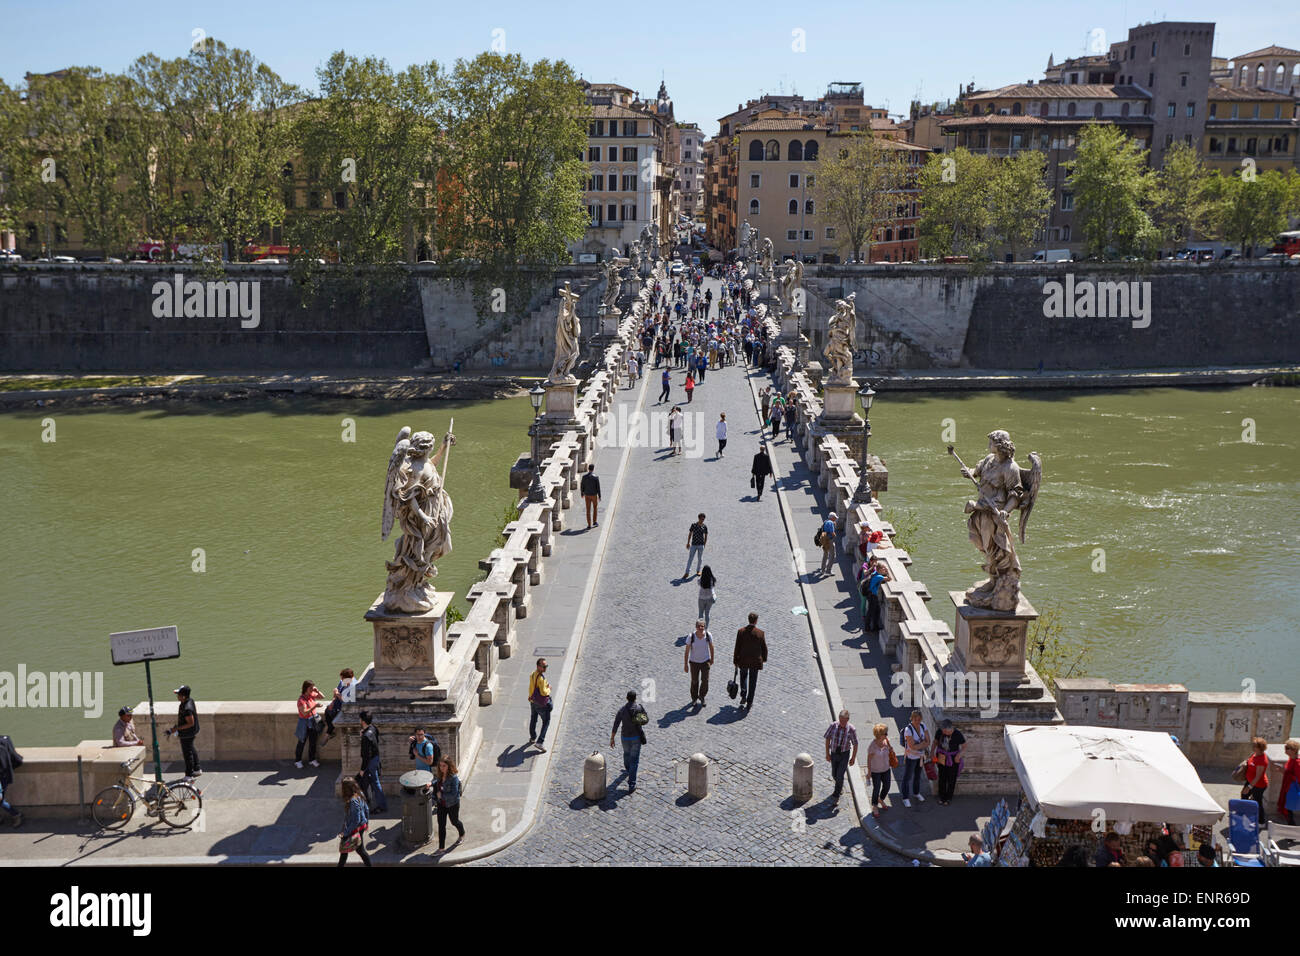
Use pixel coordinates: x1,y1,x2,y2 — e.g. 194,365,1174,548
111,626,181,784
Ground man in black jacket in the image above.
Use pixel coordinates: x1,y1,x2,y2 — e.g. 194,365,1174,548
733,613,769,711
166,685,201,780
609,691,648,793
580,463,601,528
751,442,774,500
357,711,387,813
0,735,23,827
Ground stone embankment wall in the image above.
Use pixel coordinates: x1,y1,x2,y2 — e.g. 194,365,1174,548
803,260,1300,369
5,261,1298,372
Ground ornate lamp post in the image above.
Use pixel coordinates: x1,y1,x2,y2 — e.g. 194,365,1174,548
852,383,876,503
527,384,547,503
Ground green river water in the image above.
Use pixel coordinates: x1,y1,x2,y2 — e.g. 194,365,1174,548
0,386,1296,746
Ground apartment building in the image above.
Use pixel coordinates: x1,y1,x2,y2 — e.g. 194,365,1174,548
671,121,706,221
571,81,673,261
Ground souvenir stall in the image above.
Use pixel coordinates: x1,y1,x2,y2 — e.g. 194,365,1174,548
986,725,1224,867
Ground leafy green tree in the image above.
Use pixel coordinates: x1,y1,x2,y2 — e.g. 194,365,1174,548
286,52,443,264
1205,168,1293,257
813,132,915,262
916,148,994,259
1065,124,1159,259
986,149,1050,261
16,68,137,257
1151,142,1210,249
1027,603,1090,692
0,79,30,244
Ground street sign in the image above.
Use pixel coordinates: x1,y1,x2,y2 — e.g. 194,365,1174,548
110,626,180,665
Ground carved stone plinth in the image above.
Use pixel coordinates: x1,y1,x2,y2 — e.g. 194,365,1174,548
599,307,621,337
819,379,859,420
949,591,1037,686
364,591,451,695
779,310,800,345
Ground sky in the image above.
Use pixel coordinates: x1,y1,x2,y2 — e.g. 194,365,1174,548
2,0,1297,135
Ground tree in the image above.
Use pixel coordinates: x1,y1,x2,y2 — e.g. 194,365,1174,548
986,150,1050,261
1027,603,1090,693
286,52,443,264
16,68,137,257
814,132,915,263
1205,168,1293,257
441,52,589,269
1065,124,1159,259
916,148,994,260
126,40,300,259
1151,142,1210,249
0,79,27,243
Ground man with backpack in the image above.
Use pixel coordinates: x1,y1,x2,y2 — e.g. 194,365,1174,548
817,512,838,574
357,710,387,813
609,691,649,793
166,684,201,780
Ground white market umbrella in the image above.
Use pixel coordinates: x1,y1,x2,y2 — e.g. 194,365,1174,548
1004,724,1224,825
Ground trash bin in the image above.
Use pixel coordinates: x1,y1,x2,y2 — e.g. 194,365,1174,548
399,770,434,848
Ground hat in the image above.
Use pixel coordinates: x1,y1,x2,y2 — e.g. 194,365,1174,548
118,706,133,717
173,684,191,696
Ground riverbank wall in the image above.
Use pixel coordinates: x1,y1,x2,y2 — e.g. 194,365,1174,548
3,260,1297,373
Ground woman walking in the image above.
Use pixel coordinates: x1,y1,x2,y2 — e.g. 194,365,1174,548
900,710,930,808
684,370,695,404
933,719,966,806
295,680,324,769
1243,736,1270,824
867,723,896,817
434,757,466,852
697,566,718,627
337,777,372,867
1279,738,1300,825
668,406,684,456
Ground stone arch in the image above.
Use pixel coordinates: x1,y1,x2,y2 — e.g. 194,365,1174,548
748,139,764,161
765,139,780,161
788,139,804,161
804,140,819,160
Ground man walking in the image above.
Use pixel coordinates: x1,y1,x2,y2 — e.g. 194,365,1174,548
819,512,838,574
824,709,859,801
760,386,771,424
527,658,552,752
358,710,387,813
580,463,601,528
684,512,708,577
166,684,201,780
609,691,648,792
715,412,728,458
733,612,768,710
659,367,671,404
684,619,714,707
750,443,773,500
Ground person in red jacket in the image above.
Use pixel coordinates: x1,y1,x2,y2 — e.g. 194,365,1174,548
1278,738,1300,825
1244,736,1270,824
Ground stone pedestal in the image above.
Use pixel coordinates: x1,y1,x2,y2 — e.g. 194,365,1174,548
339,590,484,798
532,378,583,468
778,310,800,346
810,378,865,460
599,307,621,337
924,590,1065,796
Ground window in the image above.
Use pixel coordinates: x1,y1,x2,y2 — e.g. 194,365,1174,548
309,191,321,209
1276,105,1283,119
623,121,637,136
1167,102,1176,117
1209,137,1221,153
622,174,636,191
588,146,600,161
804,141,818,160
749,199,760,214
1148,73,1154,88
789,139,804,161
884,229,893,241
803,230,814,241
1209,103,1217,118
786,229,798,241
620,146,633,161
1094,103,1103,118
1183,43,1191,56
1151,41,1157,57
789,173,799,188
608,123,618,138
1012,102,1022,115
622,203,637,220
588,204,599,225
1184,134,1193,146
825,227,836,239
334,189,347,210
1180,74,1187,87
1040,102,1049,117
765,140,780,161
1186,102,1195,117
1239,65,1248,86
1061,192,1074,210
1129,46,1135,59
749,139,764,160
1062,224,1071,241
1255,65,1264,87
1253,104,1260,119
1231,104,1239,118
1245,137,1257,155
805,199,814,214
590,120,604,136
1067,102,1077,116
1121,103,1131,117
788,199,798,214
750,173,761,188
806,174,814,187
1227,137,1237,152
1164,134,1174,146
608,203,617,221
684,150,692,160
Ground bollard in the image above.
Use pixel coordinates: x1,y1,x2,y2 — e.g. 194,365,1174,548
583,752,607,801
688,752,709,798
792,752,814,802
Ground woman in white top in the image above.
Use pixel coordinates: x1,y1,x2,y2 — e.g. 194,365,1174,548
900,709,931,807
697,566,717,627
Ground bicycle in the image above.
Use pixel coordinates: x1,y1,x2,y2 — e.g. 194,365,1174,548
90,755,203,830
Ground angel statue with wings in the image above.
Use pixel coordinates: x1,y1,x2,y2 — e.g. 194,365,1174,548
381,425,455,613
952,430,1042,612
548,281,582,382
824,292,856,384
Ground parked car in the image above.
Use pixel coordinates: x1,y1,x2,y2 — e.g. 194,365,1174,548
0,251,22,263
669,261,685,276
51,255,76,263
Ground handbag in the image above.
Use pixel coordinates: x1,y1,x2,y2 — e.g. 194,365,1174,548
888,745,899,769
924,759,938,782
1286,780,1300,812
749,474,755,488
727,668,739,700
1231,760,1248,782
340,829,363,853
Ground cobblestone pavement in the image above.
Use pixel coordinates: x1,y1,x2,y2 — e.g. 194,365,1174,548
485,278,904,866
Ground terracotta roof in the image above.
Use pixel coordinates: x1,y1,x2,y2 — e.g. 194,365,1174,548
592,104,659,120
737,117,827,132
1208,83,1299,101
940,115,1152,129
1232,45,1300,60
968,83,1148,99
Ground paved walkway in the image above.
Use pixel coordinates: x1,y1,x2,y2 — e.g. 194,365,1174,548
484,278,904,866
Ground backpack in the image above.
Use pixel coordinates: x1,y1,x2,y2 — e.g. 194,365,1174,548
814,529,824,547
631,704,649,726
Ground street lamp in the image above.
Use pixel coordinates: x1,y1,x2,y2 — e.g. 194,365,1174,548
853,383,876,503
527,385,547,503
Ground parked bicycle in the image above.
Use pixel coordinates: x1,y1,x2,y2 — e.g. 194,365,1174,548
90,755,202,830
